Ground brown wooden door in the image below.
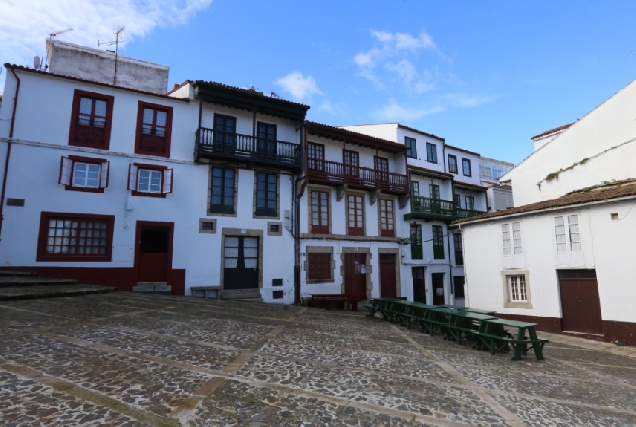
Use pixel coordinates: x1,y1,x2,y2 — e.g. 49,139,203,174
432,273,445,305
412,267,426,303
379,254,397,298
344,253,367,300
559,275,603,334
138,225,170,282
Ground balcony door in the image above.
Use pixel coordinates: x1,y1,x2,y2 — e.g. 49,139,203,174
343,150,359,180
213,114,236,151
375,156,389,185
308,142,325,173
257,122,277,158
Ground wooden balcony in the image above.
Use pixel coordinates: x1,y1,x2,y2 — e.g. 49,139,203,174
405,196,457,221
307,160,408,194
456,208,487,219
194,127,301,169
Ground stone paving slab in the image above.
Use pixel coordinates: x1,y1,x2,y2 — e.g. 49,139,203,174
2,293,636,427
0,369,146,427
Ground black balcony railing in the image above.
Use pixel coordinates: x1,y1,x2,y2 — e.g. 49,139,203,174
195,127,300,167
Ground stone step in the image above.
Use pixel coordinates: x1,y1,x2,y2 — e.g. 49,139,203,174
0,271,37,276
221,288,262,301
0,284,117,301
132,282,172,294
0,276,79,288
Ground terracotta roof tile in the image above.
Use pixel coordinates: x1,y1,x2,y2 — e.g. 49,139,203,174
456,180,636,224
444,143,480,156
191,80,309,109
531,122,575,140
454,181,488,191
307,121,407,153
408,165,453,178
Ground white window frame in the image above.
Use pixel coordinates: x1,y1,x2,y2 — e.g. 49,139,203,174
554,213,584,266
127,164,173,194
502,221,525,269
501,270,532,308
59,156,109,189
72,162,101,188
138,169,163,193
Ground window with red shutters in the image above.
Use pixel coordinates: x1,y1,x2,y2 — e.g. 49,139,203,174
347,194,364,236
135,101,173,157
379,198,395,237
37,212,114,262
307,253,332,281
310,190,329,234
68,90,114,149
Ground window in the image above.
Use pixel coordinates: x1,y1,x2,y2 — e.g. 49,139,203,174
308,142,325,172
410,224,423,259
448,155,458,174
432,225,445,259
375,156,389,184
135,101,173,157
257,122,277,157
59,156,109,193
68,90,114,149
465,196,475,211
426,142,437,163
411,181,420,197
405,136,417,158
453,233,463,265
507,275,527,302
310,190,329,234
555,214,581,252
213,114,237,148
128,163,173,197
502,222,522,255
199,218,216,234
255,172,277,217
462,158,472,176
343,150,359,177
268,222,283,236
379,199,395,237
454,194,461,208
210,167,235,214
429,184,440,200
346,194,364,236
307,253,332,281
453,276,465,298
37,212,114,262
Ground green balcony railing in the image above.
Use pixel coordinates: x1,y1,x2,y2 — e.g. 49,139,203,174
411,196,456,217
456,208,487,219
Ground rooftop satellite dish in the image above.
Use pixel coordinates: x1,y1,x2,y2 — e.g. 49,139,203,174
34,56,41,69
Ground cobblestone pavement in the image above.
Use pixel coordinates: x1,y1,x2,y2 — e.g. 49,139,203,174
1,294,635,426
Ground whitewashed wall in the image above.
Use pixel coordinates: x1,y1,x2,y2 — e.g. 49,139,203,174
504,79,636,206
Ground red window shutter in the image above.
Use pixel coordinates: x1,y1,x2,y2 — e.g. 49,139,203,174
59,156,72,185
128,164,138,191
162,168,173,194
100,160,110,188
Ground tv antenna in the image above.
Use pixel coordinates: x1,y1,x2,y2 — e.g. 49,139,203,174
45,28,73,69
98,26,125,86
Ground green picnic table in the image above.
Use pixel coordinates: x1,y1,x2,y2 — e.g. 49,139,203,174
475,318,549,360
366,297,404,319
420,306,457,336
445,310,497,344
459,307,497,315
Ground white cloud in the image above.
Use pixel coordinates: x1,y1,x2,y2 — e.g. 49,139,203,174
384,59,435,93
276,72,322,101
374,99,444,122
0,0,212,69
318,100,345,116
442,93,499,108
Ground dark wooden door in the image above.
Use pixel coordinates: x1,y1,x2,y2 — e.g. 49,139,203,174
379,254,397,298
432,273,445,305
344,253,367,301
257,122,277,157
412,267,426,303
224,236,259,290
559,276,603,334
138,225,170,282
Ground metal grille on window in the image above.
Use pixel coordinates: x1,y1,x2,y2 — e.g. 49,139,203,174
555,216,567,252
46,219,108,255
502,224,511,255
512,222,522,254
568,214,581,251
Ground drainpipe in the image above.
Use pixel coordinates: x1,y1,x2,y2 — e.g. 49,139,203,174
293,121,307,304
0,67,21,242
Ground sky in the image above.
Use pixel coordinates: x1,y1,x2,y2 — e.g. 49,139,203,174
2,1,636,163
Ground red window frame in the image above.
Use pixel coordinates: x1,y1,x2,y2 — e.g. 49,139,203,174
379,198,395,237
307,142,325,172
36,212,115,262
307,253,332,281
374,156,389,184
346,194,364,236
59,155,109,193
68,89,114,150
128,163,173,198
135,101,173,157
310,190,329,234
343,149,359,177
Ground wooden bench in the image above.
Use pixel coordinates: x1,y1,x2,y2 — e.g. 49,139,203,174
190,286,221,299
476,318,549,360
311,294,358,311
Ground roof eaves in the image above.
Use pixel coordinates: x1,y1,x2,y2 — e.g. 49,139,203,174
397,123,445,141
444,143,480,157
307,121,408,153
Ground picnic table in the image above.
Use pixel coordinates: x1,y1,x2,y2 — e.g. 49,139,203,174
475,318,549,360
419,306,458,336
311,294,358,311
366,297,406,319
459,307,497,315
445,310,497,344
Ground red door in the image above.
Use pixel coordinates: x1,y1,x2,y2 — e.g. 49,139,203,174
137,225,170,282
559,274,603,334
379,254,397,298
344,253,367,301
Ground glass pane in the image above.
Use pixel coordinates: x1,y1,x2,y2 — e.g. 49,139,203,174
225,237,239,247
571,242,581,251
224,258,238,268
79,98,92,114
245,259,258,268
567,214,578,225
554,216,564,226
143,109,154,124
244,238,258,248
557,243,567,252
244,247,258,258
138,170,150,191
94,100,107,117
224,247,239,257
150,171,161,192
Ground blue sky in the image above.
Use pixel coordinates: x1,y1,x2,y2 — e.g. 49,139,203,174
3,1,636,163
